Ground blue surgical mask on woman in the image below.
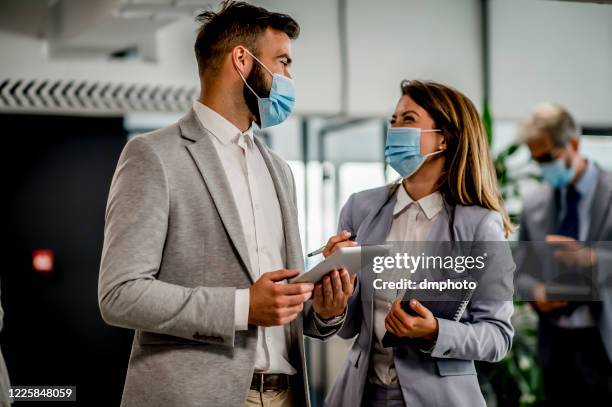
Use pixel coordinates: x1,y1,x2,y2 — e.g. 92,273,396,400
236,48,295,129
539,158,576,188
384,127,443,178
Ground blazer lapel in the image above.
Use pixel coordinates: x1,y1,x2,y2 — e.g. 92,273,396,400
252,137,307,384
358,191,396,246
179,109,256,282
253,137,304,271
425,207,452,241
587,171,612,241
352,188,396,334
532,187,557,240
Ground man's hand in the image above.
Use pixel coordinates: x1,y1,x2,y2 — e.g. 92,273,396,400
322,230,358,258
531,281,568,313
385,299,438,340
546,234,597,268
312,268,356,320
248,269,313,327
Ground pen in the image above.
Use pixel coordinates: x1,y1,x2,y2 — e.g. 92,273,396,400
307,234,357,257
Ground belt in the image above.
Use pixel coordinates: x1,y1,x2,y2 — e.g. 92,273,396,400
250,373,291,393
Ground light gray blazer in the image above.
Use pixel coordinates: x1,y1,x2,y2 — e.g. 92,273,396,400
516,168,612,361
325,186,515,407
98,108,335,407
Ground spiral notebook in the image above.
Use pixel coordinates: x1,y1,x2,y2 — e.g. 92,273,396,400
381,278,475,348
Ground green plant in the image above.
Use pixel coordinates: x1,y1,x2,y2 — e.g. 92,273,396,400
477,102,545,406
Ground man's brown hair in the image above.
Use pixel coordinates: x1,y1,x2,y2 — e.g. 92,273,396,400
194,1,299,75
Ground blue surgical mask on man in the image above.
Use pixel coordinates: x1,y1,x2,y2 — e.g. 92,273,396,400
384,127,443,178
236,48,295,128
539,158,576,189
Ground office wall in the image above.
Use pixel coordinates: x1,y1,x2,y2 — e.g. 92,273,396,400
346,0,483,116
489,0,612,125
0,0,483,117
2,0,611,123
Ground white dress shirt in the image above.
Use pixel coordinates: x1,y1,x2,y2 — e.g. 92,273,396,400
369,186,444,385
193,101,296,375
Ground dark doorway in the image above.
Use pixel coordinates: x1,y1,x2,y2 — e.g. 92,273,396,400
1,113,133,406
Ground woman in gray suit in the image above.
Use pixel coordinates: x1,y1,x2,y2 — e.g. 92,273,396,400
322,80,515,407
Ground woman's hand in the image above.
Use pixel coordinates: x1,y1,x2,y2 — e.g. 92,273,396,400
385,299,438,340
322,230,358,258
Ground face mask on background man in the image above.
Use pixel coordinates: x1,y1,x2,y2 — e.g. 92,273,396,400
236,48,295,129
539,158,577,188
384,127,443,178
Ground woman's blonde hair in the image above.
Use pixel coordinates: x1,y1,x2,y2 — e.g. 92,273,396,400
391,80,513,237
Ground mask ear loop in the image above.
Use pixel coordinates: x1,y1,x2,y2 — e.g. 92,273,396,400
242,47,275,77
421,129,444,158
422,150,444,159
234,47,273,99
236,67,260,99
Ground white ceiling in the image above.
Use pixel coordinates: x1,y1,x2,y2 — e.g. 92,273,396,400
0,0,610,123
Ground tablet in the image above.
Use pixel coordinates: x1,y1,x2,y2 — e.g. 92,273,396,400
291,246,363,284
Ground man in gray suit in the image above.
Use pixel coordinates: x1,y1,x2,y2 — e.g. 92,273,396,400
516,103,612,405
98,2,353,406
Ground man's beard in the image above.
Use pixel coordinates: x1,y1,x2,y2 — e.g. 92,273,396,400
243,62,271,128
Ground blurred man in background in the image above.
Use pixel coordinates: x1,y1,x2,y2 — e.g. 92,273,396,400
516,103,612,405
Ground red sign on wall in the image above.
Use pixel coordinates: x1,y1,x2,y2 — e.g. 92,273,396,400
32,250,54,273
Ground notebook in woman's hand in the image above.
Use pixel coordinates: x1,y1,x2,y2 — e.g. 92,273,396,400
381,282,475,348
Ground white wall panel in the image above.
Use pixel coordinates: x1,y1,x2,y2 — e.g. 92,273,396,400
346,0,484,116
490,0,612,124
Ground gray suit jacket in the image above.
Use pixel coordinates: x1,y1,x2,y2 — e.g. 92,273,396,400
98,108,335,407
325,186,515,407
516,168,612,361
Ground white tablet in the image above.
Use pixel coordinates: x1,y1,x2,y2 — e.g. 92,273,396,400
290,246,363,284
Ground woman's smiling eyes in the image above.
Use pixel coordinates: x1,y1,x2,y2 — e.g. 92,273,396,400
390,115,416,125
